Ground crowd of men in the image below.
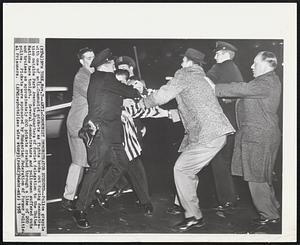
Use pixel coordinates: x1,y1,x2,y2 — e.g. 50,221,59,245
60,41,282,232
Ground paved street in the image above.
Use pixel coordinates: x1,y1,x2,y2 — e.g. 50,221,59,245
46,121,282,234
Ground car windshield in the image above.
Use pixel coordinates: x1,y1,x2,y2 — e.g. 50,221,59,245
46,87,72,107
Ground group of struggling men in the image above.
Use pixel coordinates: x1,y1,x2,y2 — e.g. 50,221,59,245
60,41,282,232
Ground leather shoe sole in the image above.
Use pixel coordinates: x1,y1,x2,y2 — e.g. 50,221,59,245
173,217,206,232
252,217,280,225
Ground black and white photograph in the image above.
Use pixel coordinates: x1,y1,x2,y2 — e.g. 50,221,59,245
3,3,297,243
45,38,284,235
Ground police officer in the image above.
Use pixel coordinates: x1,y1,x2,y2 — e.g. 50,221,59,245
72,48,140,229
207,41,244,211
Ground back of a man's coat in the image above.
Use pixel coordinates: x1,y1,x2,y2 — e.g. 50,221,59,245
174,66,235,151
85,71,140,143
143,65,235,152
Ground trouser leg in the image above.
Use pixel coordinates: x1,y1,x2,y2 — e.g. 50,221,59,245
64,133,89,200
127,157,151,204
211,134,236,204
248,181,280,219
63,164,85,200
96,144,130,194
270,185,281,210
114,175,130,190
75,137,109,211
174,136,226,219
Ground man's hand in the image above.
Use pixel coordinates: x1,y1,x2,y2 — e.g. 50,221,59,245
138,98,146,110
78,121,99,148
123,98,135,108
132,80,145,94
156,107,169,118
88,120,97,135
169,109,181,122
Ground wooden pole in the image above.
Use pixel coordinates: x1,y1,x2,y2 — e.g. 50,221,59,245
133,46,142,80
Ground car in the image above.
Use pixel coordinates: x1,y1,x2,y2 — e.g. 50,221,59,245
46,86,71,138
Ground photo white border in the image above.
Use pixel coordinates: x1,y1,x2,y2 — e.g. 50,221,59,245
3,3,297,242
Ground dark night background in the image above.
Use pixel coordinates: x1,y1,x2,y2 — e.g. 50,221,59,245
46,39,283,210
46,39,283,88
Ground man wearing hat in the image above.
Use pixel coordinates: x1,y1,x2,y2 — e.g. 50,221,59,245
215,51,281,226
138,48,235,231
206,41,244,212
72,48,141,228
61,47,95,212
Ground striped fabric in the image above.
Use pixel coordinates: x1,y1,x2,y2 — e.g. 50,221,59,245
121,95,166,161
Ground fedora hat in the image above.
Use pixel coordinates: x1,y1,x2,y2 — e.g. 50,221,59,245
181,48,207,65
90,48,113,68
116,56,136,69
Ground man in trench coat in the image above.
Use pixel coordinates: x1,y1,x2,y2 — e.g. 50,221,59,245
214,51,282,225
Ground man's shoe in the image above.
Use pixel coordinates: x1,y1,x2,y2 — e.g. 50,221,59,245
213,202,236,211
61,197,75,212
142,203,154,216
89,199,98,209
252,216,280,225
72,210,91,229
166,204,184,215
95,190,109,208
111,188,123,198
173,217,206,231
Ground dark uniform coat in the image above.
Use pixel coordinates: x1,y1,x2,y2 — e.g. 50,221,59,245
206,59,243,129
206,59,243,204
215,71,282,183
84,71,140,144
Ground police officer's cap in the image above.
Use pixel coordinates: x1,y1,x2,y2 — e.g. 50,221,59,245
214,41,238,52
90,48,113,68
116,56,136,69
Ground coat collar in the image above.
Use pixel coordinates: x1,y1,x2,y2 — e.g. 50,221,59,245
79,66,92,75
254,70,276,80
185,64,205,73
